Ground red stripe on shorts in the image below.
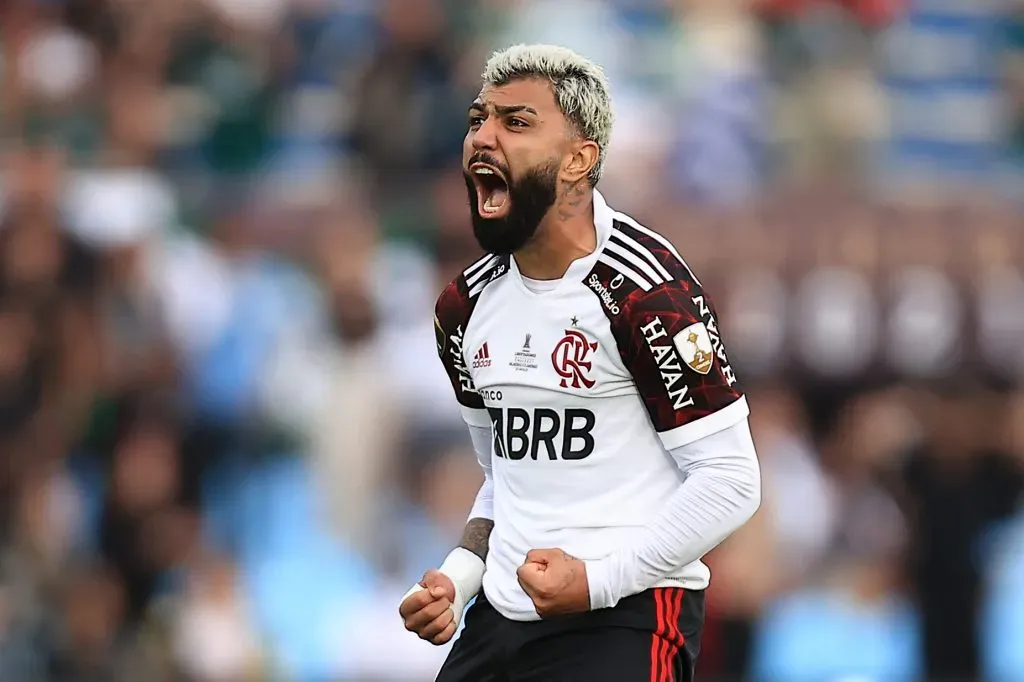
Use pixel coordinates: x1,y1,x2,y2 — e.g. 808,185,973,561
651,588,687,682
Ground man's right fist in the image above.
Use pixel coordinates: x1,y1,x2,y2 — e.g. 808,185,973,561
399,569,458,645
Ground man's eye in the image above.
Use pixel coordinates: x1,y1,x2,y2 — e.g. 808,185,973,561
508,118,528,128
469,116,484,127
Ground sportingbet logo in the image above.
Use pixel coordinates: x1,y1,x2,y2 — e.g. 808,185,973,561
639,317,696,410
487,407,596,461
587,273,621,315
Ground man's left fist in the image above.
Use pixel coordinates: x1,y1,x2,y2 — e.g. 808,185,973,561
516,548,591,618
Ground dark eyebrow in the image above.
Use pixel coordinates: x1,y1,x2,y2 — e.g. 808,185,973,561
495,104,538,117
467,102,538,117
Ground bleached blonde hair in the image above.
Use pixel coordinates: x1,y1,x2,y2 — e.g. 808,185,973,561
482,44,614,186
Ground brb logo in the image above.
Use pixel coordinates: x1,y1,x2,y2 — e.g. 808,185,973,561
551,329,598,389
488,407,596,460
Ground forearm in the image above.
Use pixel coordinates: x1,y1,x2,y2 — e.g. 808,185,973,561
434,425,494,608
462,423,496,562
458,517,495,563
586,420,761,609
430,502,492,620
401,425,494,629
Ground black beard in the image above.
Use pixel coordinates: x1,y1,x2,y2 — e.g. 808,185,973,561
464,160,559,255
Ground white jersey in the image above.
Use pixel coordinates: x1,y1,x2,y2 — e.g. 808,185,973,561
433,191,749,621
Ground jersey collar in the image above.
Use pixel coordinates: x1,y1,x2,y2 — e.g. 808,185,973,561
593,189,614,248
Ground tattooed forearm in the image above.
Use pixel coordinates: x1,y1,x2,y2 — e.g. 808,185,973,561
459,517,494,563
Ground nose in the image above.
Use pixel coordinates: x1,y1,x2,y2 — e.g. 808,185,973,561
471,118,499,152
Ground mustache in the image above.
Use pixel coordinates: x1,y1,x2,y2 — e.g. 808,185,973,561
467,153,511,177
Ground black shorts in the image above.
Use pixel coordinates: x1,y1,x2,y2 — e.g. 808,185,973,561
436,587,705,682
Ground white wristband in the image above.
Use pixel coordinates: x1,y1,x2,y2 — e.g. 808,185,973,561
439,548,486,626
401,548,485,629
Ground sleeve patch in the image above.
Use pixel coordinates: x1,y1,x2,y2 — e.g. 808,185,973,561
639,316,696,411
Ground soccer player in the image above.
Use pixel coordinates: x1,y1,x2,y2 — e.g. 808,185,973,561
399,44,762,681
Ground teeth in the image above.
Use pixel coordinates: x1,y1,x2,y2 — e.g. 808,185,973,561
473,166,507,216
481,193,501,214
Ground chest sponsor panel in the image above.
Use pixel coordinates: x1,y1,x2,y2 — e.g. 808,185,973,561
487,406,596,461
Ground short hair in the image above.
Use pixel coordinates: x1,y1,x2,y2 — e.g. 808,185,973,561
482,44,614,186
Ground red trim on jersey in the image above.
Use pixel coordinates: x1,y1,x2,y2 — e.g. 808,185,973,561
652,588,687,681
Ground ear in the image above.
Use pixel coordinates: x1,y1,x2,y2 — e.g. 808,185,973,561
562,140,600,184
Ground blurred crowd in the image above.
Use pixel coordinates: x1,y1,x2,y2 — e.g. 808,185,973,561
0,0,1022,680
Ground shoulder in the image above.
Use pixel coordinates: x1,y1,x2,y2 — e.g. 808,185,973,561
586,211,705,318
610,211,700,290
433,253,511,413
586,211,738,382
586,211,744,438
434,252,511,331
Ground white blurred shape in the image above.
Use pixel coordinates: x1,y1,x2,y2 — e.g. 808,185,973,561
203,0,289,31
495,0,630,85
795,268,879,378
763,435,838,577
173,567,261,682
372,243,462,426
600,93,674,212
886,267,962,377
333,582,452,681
724,268,788,377
20,27,97,101
977,267,1024,379
66,169,178,248
147,231,235,360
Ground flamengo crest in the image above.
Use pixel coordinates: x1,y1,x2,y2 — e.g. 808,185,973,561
551,329,598,389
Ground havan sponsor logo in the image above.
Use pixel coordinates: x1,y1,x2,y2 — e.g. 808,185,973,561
639,317,696,410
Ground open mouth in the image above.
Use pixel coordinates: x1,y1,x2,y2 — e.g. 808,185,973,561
470,163,511,219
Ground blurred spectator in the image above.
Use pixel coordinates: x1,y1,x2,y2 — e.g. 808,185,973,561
349,0,472,207
981,391,1024,681
895,382,1024,679
171,555,264,682
306,208,401,551
749,389,921,682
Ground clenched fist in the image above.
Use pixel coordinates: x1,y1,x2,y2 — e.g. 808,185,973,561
516,548,591,618
399,569,458,645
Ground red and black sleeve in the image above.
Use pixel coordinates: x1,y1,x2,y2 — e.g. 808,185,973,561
590,224,748,449
434,277,485,413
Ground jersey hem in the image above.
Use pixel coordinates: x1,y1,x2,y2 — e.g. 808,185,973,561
657,396,750,450
487,572,711,622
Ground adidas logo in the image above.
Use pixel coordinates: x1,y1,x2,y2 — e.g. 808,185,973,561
472,342,492,369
